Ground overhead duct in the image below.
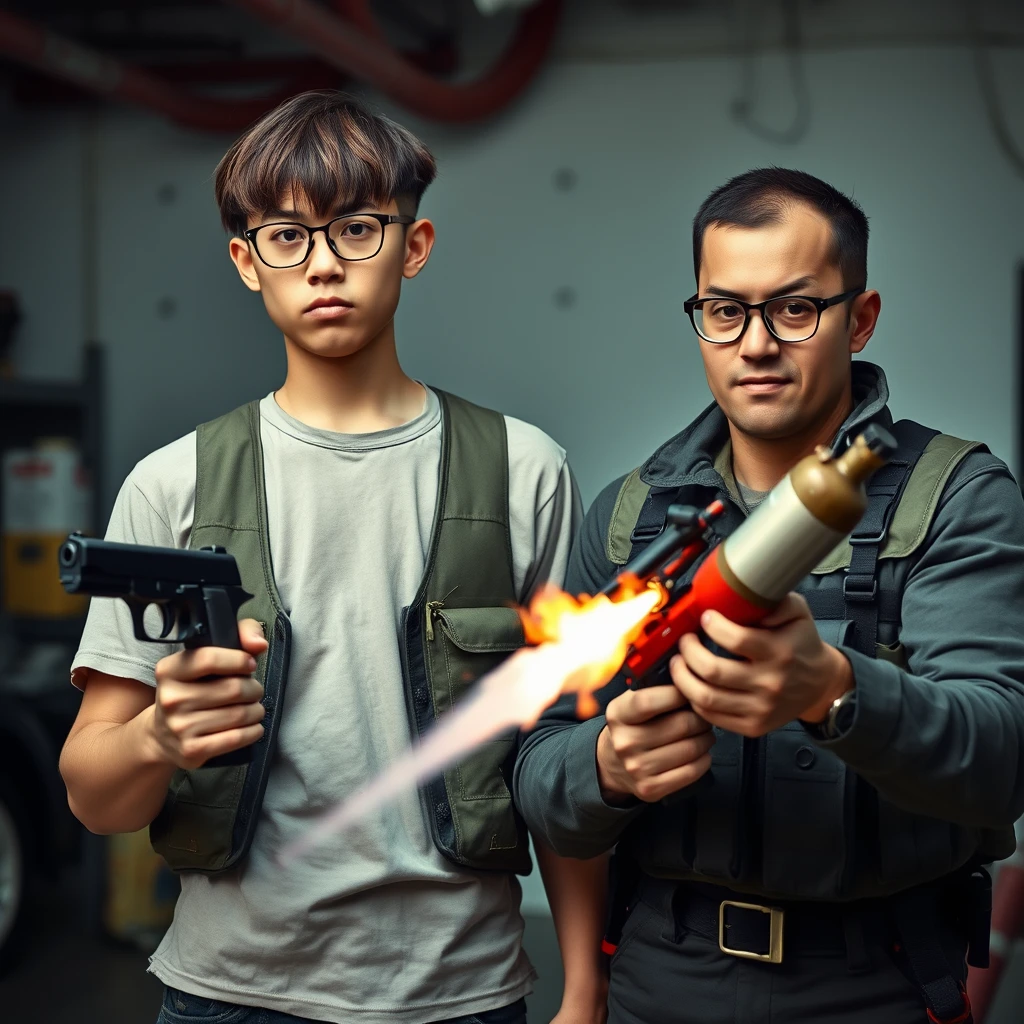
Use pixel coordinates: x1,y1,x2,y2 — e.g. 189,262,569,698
223,0,563,122
0,7,340,132
0,1,562,129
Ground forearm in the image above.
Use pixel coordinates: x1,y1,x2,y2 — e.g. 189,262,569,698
820,652,1024,827
515,714,641,858
815,460,1024,828
535,839,609,1005
60,706,175,835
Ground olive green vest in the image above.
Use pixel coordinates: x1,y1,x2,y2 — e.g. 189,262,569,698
150,390,531,875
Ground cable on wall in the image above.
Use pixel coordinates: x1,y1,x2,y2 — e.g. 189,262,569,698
967,0,1024,182
730,0,811,145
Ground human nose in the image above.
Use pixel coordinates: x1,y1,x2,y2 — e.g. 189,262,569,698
305,229,344,281
737,307,780,360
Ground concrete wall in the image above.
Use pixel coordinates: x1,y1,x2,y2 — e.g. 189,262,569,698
2,0,1023,1014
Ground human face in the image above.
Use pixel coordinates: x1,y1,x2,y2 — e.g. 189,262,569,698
229,192,433,360
695,203,879,442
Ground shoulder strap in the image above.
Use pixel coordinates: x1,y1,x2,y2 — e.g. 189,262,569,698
839,420,939,655
192,399,287,613
606,469,651,565
417,388,515,606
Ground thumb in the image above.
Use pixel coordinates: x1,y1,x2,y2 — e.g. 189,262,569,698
237,618,269,656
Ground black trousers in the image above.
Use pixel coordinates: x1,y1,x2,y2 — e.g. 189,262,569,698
607,878,969,1024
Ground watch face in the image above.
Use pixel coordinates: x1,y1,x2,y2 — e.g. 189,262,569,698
834,692,857,733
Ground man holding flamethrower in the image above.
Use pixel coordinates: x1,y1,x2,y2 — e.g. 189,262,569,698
514,169,1024,1024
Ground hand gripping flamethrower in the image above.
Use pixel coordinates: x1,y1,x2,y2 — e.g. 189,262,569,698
602,424,898,689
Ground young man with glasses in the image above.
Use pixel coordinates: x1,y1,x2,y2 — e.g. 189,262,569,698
60,91,610,1024
515,167,1024,1023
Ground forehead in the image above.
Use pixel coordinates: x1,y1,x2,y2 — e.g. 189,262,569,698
252,187,399,225
699,203,839,292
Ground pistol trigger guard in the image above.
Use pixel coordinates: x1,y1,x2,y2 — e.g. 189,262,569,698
127,601,154,643
159,603,177,641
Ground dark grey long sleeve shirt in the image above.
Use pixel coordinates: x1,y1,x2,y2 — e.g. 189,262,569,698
514,366,1024,898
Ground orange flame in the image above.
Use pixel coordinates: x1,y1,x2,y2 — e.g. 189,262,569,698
517,577,663,718
277,577,667,864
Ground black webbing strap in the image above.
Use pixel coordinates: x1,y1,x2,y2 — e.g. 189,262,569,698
841,420,938,656
891,886,974,1023
628,487,683,558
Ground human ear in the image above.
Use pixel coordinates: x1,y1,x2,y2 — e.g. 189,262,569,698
848,289,881,354
402,219,435,280
229,236,262,293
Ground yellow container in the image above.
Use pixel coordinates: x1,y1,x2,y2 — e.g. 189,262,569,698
104,829,179,949
2,443,91,617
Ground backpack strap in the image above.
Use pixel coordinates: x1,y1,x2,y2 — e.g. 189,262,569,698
840,420,938,656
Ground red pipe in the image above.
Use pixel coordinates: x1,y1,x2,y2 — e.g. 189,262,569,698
331,0,384,41
223,0,563,123
0,8,341,132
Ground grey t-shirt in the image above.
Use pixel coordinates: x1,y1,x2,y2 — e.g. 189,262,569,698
71,387,582,1023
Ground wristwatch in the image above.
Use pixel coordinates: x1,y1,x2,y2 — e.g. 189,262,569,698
807,689,857,740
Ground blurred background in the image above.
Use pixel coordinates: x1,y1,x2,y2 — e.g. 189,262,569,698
0,0,1021,1020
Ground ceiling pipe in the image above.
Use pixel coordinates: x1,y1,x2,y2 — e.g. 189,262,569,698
222,0,563,123
0,7,340,132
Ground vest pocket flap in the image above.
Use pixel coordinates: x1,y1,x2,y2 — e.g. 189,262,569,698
436,606,525,653
813,618,854,648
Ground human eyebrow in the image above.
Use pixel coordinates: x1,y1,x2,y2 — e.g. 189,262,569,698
703,277,818,300
259,208,304,223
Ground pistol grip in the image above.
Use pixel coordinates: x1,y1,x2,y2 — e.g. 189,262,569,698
191,586,258,769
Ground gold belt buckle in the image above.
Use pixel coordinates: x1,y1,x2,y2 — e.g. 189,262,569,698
718,900,784,964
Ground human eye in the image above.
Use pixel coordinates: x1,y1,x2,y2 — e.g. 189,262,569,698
773,298,816,323
340,218,381,240
267,224,308,246
708,300,745,322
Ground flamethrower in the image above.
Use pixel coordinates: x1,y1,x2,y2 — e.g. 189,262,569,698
584,423,898,692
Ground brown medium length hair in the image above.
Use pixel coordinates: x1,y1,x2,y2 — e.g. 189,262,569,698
215,90,437,237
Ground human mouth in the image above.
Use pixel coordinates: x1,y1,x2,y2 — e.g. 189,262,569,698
736,376,790,394
304,297,354,319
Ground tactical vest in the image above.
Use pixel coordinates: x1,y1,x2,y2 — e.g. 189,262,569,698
606,419,1015,900
150,390,532,875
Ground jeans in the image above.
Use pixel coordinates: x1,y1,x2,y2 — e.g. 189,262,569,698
155,988,528,1024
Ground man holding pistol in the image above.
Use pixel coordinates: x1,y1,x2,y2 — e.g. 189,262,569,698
514,168,1024,1023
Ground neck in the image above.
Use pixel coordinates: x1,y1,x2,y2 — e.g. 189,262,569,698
730,388,855,492
275,321,425,433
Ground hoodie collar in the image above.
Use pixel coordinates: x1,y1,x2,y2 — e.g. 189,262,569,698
639,360,893,489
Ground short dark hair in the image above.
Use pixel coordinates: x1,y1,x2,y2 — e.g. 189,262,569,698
215,90,437,237
692,168,868,289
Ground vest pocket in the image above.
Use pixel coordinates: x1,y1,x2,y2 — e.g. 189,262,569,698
434,605,524,802
876,798,958,890
761,722,850,898
428,604,530,869
689,727,744,880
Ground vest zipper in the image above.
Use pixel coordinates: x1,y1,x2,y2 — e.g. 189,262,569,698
425,600,444,642
424,587,459,642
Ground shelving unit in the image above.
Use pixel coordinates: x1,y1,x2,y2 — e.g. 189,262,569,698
0,342,104,649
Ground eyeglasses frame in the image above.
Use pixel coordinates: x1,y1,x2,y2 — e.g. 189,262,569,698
683,286,866,344
243,213,416,269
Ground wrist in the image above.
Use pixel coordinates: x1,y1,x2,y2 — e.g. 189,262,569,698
595,727,632,806
561,970,609,1007
801,646,854,725
133,704,174,768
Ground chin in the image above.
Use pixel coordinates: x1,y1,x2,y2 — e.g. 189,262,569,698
293,329,375,360
728,407,803,440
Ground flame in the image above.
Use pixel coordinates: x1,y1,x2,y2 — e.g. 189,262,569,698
277,581,663,865
517,579,662,718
